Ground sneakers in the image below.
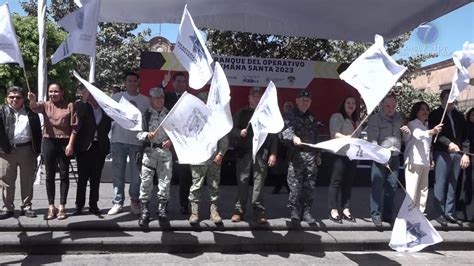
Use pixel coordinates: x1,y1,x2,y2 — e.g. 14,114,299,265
20,206,37,218
130,200,141,215
107,204,123,215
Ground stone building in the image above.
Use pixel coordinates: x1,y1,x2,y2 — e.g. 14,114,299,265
410,59,474,108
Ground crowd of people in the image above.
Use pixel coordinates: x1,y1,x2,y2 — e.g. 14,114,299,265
0,71,473,229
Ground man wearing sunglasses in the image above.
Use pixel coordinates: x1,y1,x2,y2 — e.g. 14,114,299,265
0,86,42,219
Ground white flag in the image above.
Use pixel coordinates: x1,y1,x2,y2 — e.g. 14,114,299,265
310,138,391,164
389,195,443,252
174,5,213,89
51,0,100,64
207,62,233,139
340,34,407,115
0,4,24,67
249,81,284,162
449,41,474,103
73,71,142,131
162,92,221,164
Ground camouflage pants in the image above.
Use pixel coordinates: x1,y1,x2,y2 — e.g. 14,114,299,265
287,152,317,210
234,152,267,214
139,147,172,202
188,160,221,203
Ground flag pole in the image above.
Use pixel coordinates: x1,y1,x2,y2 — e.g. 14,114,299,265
386,165,416,206
22,66,31,93
433,102,449,143
351,114,369,137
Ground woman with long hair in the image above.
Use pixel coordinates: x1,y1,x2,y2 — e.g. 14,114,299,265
404,101,442,213
328,96,360,223
28,83,77,220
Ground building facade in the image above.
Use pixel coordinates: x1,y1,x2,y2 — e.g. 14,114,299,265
410,59,474,108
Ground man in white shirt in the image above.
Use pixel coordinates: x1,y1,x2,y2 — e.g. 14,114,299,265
108,72,151,215
0,86,42,219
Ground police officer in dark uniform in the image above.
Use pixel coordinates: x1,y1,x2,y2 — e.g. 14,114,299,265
281,89,320,223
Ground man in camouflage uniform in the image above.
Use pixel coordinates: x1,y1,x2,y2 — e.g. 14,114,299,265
188,91,229,224
136,87,173,227
188,135,229,224
230,87,278,224
281,89,320,223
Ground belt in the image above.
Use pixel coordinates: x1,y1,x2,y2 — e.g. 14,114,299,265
12,141,32,148
149,142,163,149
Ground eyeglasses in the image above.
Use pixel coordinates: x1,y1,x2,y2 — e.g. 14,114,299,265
7,96,23,100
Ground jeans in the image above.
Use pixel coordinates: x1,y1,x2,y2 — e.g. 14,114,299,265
370,155,399,220
433,151,462,217
110,142,141,205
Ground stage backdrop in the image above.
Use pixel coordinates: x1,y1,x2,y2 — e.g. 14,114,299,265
139,52,359,134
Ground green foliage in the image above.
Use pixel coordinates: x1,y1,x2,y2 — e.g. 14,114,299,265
0,15,77,102
395,85,439,118
18,0,151,93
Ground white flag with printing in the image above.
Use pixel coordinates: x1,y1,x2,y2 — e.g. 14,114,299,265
73,71,142,131
207,62,233,139
0,4,24,67
310,137,391,164
161,92,221,164
249,81,284,162
340,34,407,115
389,195,443,252
449,41,474,103
174,5,213,89
51,0,100,64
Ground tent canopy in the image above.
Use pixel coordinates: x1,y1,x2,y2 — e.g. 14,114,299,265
96,0,472,42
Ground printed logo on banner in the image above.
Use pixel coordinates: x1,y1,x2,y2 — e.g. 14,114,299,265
243,76,259,84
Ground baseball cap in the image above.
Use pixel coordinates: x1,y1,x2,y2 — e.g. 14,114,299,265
149,87,164,97
297,89,311,98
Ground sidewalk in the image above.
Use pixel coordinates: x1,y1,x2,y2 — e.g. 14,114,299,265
1,180,474,254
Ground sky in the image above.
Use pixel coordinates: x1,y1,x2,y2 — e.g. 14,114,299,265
5,1,474,67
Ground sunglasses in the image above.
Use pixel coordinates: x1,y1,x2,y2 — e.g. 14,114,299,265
8,96,23,100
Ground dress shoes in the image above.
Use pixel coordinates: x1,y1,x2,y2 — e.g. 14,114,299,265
20,207,37,218
445,215,462,225
342,213,356,223
371,215,382,227
72,208,83,216
0,210,14,220
436,215,448,226
89,206,102,215
329,213,343,224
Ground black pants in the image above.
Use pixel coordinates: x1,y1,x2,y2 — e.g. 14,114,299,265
328,155,356,210
76,142,107,209
42,138,70,205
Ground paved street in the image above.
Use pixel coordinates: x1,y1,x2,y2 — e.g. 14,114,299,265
1,251,474,265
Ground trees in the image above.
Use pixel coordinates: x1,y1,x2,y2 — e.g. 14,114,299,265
18,0,150,93
206,30,438,117
0,15,76,101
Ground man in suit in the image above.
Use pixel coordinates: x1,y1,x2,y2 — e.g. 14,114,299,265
428,89,470,226
0,86,42,219
73,86,112,215
161,72,193,214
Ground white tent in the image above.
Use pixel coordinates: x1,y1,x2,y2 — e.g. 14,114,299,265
37,0,472,98
97,0,470,42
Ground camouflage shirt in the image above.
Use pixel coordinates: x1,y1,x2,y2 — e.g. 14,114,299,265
137,107,169,144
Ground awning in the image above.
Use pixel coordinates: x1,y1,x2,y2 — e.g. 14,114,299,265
96,0,472,42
